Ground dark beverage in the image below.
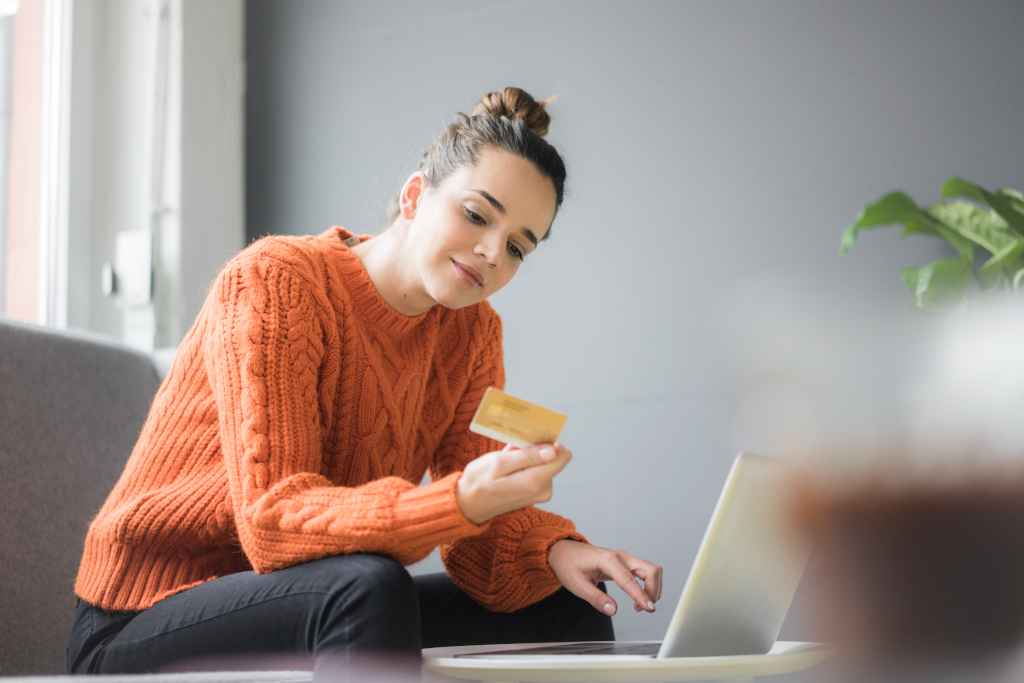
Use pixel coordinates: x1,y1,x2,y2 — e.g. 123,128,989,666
794,477,1024,660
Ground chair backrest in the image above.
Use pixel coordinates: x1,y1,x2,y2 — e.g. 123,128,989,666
0,318,160,675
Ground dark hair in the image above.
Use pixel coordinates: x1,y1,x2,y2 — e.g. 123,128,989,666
389,87,567,236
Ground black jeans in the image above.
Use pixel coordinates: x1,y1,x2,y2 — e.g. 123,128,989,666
68,553,613,678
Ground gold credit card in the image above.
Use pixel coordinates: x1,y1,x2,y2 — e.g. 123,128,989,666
469,387,568,448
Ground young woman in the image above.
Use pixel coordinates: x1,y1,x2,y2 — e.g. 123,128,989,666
68,87,662,676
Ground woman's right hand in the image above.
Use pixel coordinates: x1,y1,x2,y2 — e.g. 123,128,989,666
455,442,572,524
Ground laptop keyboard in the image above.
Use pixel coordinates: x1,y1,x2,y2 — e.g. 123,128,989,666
455,642,661,657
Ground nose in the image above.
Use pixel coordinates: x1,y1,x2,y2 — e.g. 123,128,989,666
474,231,504,268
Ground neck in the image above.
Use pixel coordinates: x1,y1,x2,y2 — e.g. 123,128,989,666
348,223,436,317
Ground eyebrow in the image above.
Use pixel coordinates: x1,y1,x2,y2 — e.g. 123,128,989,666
471,189,539,247
472,189,506,215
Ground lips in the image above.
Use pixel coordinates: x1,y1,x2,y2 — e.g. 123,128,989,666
452,259,484,288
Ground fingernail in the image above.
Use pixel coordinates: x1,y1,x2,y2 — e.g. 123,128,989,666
634,604,641,612
603,603,615,615
647,601,655,610
539,446,555,460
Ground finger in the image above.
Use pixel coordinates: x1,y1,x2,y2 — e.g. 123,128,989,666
562,571,619,616
496,443,559,476
493,454,571,508
539,446,572,476
504,449,572,491
502,443,519,452
624,554,664,603
605,557,656,612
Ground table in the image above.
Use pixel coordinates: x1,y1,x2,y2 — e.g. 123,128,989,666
422,640,832,683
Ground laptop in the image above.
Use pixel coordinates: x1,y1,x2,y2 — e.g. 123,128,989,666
458,452,812,660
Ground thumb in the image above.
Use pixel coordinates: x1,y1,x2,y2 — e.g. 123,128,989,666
498,443,557,475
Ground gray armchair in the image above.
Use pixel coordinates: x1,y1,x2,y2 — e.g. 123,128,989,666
0,319,431,682
0,318,161,675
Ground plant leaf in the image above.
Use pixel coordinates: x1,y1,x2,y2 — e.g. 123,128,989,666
997,188,1024,216
840,191,920,255
979,240,1024,288
1015,267,1024,294
900,219,939,239
899,256,972,314
924,201,1016,255
941,177,1024,240
839,191,974,263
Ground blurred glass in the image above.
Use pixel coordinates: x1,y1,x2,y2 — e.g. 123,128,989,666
791,301,1024,676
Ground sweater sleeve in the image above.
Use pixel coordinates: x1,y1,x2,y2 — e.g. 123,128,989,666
431,311,588,613
205,257,485,573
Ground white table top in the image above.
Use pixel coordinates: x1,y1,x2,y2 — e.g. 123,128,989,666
422,640,832,682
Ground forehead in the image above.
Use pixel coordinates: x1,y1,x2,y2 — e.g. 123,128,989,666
449,149,558,238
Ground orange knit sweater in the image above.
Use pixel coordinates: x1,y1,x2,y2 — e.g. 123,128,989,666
75,227,584,613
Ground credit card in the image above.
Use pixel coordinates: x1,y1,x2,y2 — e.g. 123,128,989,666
469,387,568,448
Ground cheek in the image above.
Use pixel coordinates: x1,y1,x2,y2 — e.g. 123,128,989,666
430,213,471,254
489,265,518,294
416,223,457,265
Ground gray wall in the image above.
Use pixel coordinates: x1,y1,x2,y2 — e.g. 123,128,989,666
244,0,1024,644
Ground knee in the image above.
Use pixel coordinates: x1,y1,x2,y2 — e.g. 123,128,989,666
353,553,415,599
313,554,421,654
321,553,417,612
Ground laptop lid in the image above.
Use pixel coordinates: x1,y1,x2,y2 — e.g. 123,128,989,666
657,452,810,658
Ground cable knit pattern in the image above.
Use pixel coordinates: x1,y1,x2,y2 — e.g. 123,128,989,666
74,227,583,613
428,312,587,612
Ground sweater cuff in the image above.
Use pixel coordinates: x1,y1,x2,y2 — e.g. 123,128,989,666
518,525,589,590
392,472,488,551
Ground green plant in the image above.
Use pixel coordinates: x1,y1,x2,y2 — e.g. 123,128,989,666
839,177,1024,313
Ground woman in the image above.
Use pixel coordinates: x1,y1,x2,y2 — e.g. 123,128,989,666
68,88,662,676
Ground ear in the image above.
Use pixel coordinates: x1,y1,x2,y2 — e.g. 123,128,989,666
401,172,427,220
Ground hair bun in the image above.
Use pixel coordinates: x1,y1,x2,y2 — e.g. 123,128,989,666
470,87,554,137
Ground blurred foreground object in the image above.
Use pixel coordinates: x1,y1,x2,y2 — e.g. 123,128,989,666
839,177,1024,313
794,302,1024,670
797,480,1024,658
163,653,418,683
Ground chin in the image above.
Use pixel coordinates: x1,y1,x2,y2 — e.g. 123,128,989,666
434,295,478,311
430,285,481,311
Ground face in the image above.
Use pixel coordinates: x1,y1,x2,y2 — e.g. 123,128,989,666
402,148,558,310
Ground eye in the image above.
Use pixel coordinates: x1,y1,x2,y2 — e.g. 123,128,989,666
463,207,486,225
508,242,524,262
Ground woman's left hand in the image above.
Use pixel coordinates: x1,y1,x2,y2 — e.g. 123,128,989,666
547,539,663,616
